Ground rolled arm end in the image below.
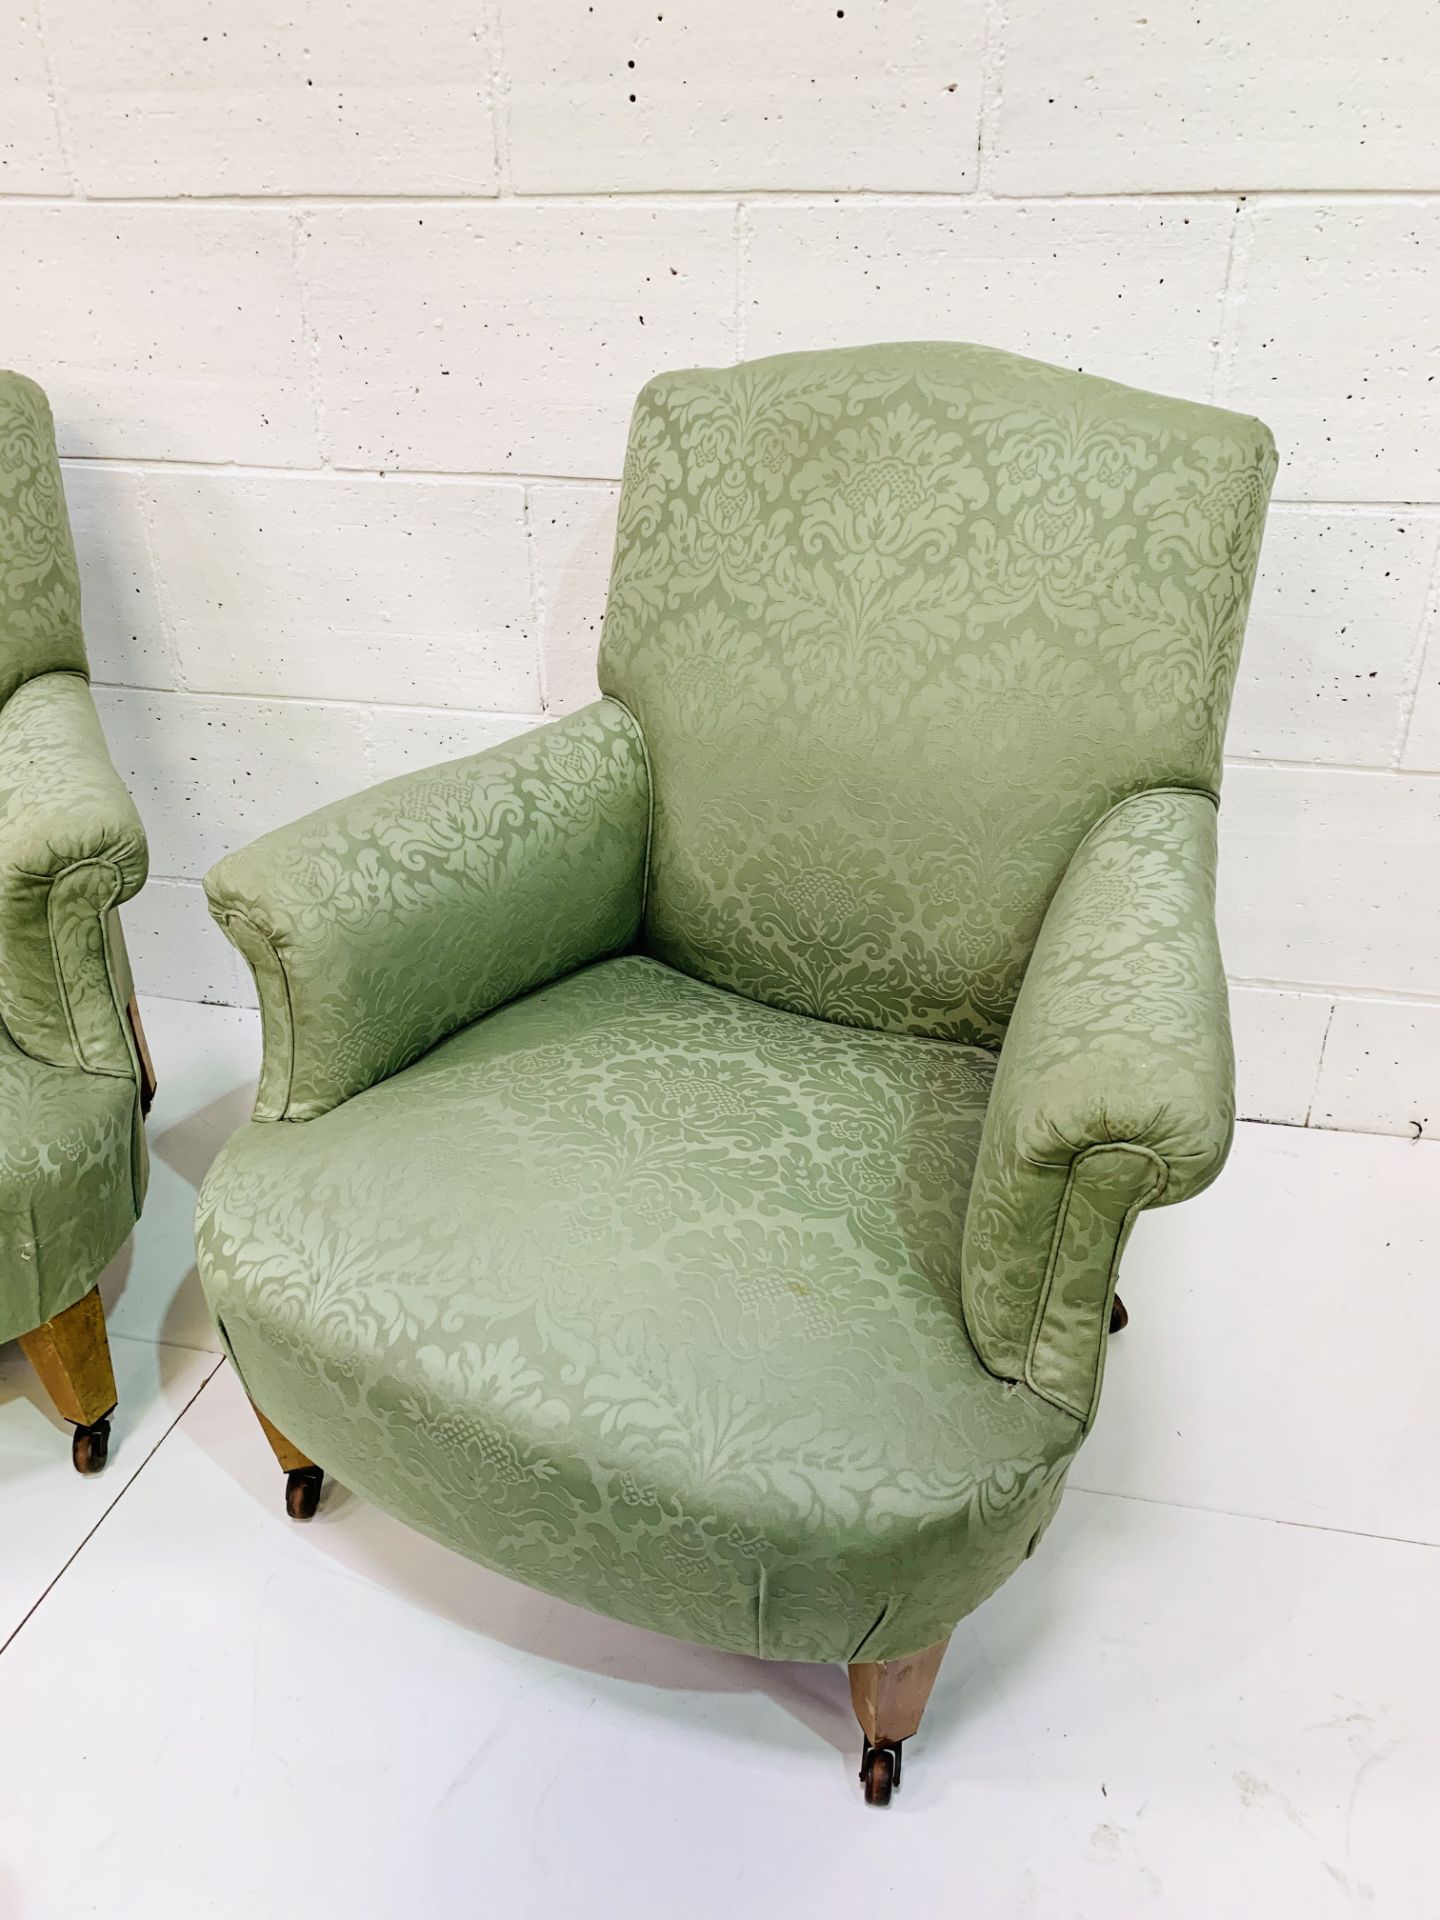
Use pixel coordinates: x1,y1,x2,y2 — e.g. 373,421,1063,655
0,672,149,1073
206,699,651,1123
962,788,1232,1420
0,672,147,891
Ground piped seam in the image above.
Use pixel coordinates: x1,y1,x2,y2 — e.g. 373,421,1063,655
599,693,655,933
217,906,297,1122
42,855,130,1076
1023,1141,1170,1421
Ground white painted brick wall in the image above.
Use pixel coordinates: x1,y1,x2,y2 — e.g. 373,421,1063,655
989,4,1440,194
1220,768,1440,997
1227,988,1334,1128
61,465,170,689
743,200,1233,396
1313,999,1440,1137
92,688,373,878
306,203,738,474
141,470,537,709
46,0,499,197
1221,202,1440,502
1401,606,1440,771
1228,509,1439,766
500,0,986,194
0,206,315,463
3,11,67,192
5,0,1437,1137
529,483,621,715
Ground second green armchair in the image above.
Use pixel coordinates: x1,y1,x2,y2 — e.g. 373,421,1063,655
195,341,1275,1804
1,371,156,1473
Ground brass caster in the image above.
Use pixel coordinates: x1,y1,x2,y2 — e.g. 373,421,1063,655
859,1738,902,1807
72,1414,111,1475
284,1465,324,1521
1109,1293,1129,1335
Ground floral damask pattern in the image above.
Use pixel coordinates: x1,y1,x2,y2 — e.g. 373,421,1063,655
205,701,650,1120
0,373,150,1343
0,373,87,708
199,957,1078,1663
0,1036,140,1343
962,788,1233,1412
198,344,1274,1669
790,402,988,571
601,341,1275,1045
0,673,148,1073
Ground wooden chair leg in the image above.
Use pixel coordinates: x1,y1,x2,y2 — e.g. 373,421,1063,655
848,1636,950,1807
1109,1292,1129,1334
249,1397,325,1521
18,1285,117,1475
126,994,158,1118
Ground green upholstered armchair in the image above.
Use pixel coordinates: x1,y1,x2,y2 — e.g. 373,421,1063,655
196,343,1275,1803
1,372,156,1473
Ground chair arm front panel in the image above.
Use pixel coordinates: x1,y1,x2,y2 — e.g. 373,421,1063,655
0,671,149,1078
205,699,651,1123
961,787,1232,1421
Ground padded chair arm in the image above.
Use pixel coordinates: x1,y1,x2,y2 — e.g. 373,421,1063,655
205,699,651,1123
961,787,1231,1423
0,671,148,1076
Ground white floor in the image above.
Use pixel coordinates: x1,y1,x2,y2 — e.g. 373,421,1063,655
1,999,1435,1920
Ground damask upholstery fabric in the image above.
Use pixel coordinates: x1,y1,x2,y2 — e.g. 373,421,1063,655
197,956,1078,1663
0,1035,141,1345
0,372,88,709
0,672,148,1074
600,341,1275,1047
205,701,649,1122
199,342,1275,1667
0,374,150,1345
961,787,1231,1418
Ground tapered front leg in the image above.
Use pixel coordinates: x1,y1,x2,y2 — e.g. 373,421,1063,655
249,1398,325,1521
848,1637,950,1806
19,1285,118,1474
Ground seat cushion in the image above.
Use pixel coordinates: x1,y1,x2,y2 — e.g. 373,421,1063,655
0,1036,140,1344
198,957,1081,1663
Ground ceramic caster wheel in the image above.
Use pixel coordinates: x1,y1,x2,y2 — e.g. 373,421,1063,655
285,1465,324,1521
1109,1293,1129,1335
860,1740,901,1807
72,1415,111,1475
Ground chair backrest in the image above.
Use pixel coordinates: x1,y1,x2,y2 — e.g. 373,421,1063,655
0,371,87,710
599,342,1275,1045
